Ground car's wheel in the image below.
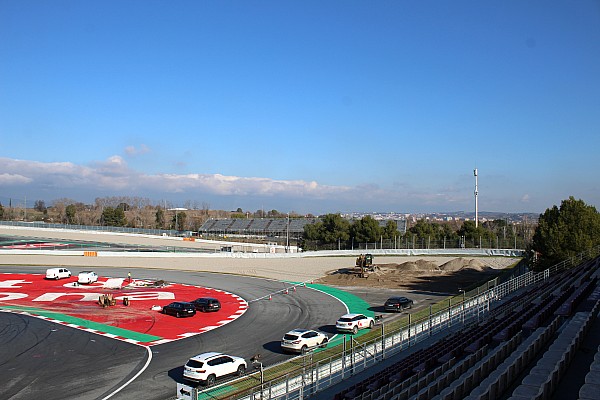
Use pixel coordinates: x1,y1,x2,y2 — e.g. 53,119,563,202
237,365,246,376
301,345,308,354
320,338,328,348
369,320,374,329
206,374,216,386
352,326,358,334
175,312,180,318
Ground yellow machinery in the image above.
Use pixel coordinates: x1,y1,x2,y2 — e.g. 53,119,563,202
355,253,374,278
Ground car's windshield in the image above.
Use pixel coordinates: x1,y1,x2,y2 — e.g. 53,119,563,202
338,318,352,322
284,334,299,340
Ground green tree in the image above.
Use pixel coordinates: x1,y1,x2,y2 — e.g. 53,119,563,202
173,211,187,231
410,219,438,239
350,216,381,244
65,204,77,224
303,222,320,240
300,213,350,250
531,197,600,268
155,208,165,229
440,223,459,242
382,220,399,240
319,213,350,243
101,207,127,227
457,220,494,246
0,203,4,220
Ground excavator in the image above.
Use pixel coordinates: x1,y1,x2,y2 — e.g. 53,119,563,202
355,253,375,278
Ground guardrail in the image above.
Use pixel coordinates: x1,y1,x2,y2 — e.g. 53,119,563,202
181,246,600,400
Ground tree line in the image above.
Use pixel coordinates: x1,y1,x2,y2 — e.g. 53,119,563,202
301,197,600,272
2,195,599,270
0,196,307,232
300,213,529,251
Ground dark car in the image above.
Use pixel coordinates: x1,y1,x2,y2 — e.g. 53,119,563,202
192,297,221,312
162,302,197,317
384,296,414,312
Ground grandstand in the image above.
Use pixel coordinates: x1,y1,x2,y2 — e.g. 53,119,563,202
198,218,407,238
318,254,600,400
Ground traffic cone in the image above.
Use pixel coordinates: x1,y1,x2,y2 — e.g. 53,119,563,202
284,289,289,295
268,294,272,301
293,286,296,292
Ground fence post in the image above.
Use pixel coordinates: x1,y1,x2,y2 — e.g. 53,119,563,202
408,314,411,347
429,305,432,336
381,324,385,359
351,337,355,375
448,299,451,328
342,335,346,379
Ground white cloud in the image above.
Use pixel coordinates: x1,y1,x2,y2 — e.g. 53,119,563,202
0,156,495,212
0,173,32,185
0,157,355,199
124,144,150,156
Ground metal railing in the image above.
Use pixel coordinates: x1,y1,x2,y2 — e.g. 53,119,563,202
0,220,180,236
188,246,600,400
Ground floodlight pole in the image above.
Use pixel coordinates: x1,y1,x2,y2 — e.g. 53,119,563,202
474,168,479,228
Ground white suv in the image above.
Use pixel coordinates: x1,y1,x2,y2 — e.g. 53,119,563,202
45,268,71,280
335,313,375,334
281,329,328,354
183,352,246,386
77,271,98,284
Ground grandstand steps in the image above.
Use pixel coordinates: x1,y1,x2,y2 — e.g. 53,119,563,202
321,256,600,400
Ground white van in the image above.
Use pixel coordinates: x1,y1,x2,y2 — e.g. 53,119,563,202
45,268,71,280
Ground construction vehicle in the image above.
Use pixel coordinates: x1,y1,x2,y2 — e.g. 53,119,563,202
98,293,117,308
355,253,375,278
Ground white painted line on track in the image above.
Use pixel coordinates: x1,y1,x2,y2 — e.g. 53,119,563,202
101,345,152,400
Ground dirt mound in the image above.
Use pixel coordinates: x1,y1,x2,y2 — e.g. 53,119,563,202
317,257,507,292
438,257,488,272
378,260,439,272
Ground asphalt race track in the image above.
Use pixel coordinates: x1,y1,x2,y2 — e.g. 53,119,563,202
0,266,347,400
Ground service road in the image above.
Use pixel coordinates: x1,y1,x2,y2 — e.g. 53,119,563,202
0,266,346,400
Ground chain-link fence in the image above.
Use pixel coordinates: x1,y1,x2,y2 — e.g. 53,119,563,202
0,220,180,236
302,236,530,252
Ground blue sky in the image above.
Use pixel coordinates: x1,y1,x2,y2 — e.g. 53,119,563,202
1,1,599,215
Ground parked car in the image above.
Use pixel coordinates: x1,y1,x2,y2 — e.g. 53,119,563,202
335,313,375,334
161,302,196,318
384,296,414,312
183,352,246,385
77,271,98,284
45,268,71,280
192,297,221,312
281,329,328,354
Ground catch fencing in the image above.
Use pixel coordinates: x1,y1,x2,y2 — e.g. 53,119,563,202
186,246,600,400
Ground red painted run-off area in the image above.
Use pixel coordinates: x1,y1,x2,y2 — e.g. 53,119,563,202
0,273,248,345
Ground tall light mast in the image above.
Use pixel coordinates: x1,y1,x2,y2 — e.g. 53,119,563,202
474,168,478,228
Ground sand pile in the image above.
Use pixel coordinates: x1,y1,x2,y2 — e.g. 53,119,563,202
316,257,510,292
